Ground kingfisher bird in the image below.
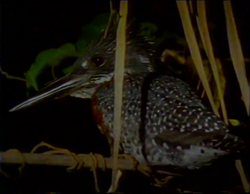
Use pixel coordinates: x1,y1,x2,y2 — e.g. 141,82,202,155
9,19,245,170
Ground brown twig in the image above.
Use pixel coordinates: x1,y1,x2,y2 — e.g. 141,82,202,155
104,0,116,38
0,142,181,193
0,151,131,170
0,151,180,176
0,68,26,82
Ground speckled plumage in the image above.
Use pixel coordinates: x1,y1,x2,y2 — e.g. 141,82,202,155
92,73,243,169
9,19,245,170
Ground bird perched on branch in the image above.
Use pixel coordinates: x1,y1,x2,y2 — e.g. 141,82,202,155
9,18,245,170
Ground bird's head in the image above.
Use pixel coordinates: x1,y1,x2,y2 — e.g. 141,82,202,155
9,18,157,112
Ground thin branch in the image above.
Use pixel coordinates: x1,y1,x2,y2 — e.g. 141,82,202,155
0,151,246,193
104,0,116,38
0,68,26,82
0,152,133,170
0,151,180,177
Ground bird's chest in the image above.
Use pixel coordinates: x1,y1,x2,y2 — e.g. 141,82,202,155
91,79,144,154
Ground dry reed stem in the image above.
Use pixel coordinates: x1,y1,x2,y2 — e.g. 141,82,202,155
223,1,250,115
177,1,249,192
222,3,250,191
196,1,228,124
111,0,128,192
107,170,123,192
235,160,250,193
214,59,227,111
176,0,219,117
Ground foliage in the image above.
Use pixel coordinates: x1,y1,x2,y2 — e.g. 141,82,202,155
25,44,79,92
25,13,110,92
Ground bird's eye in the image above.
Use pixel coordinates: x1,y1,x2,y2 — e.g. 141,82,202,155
91,55,105,67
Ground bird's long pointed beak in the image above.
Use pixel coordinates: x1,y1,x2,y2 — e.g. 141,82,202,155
9,73,90,112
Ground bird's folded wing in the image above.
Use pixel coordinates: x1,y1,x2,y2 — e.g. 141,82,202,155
153,128,244,153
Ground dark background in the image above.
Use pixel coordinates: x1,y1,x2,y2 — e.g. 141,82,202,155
0,0,249,193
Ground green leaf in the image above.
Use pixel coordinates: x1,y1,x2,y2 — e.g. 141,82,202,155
25,49,57,91
59,43,76,53
25,68,39,91
34,49,57,70
25,44,80,91
62,66,76,74
76,39,88,54
48,43,78,66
